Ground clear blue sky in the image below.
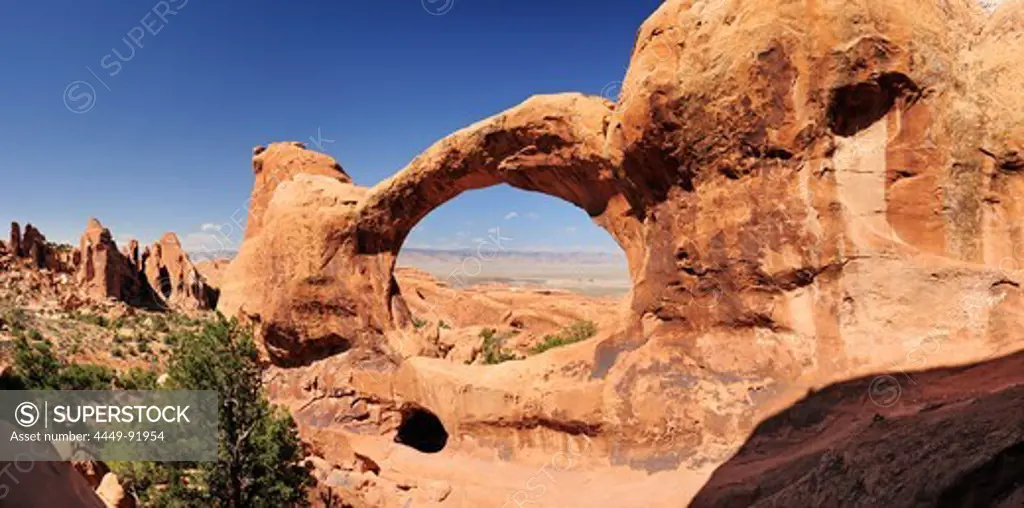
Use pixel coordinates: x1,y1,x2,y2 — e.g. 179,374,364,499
0,0,660,254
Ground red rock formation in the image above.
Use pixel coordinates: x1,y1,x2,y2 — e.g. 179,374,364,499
141,232,216,310
246,141,352,240
5,221,70,272
21,224,48,269
9,222,20,256
218,1,1024,505
76,218,141,304
194,258,231,289
125,239,140,270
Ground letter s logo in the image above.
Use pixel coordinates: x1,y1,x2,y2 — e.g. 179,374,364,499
15,402,39,427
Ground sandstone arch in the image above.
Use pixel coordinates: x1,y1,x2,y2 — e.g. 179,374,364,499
220,94,647,364
347,93,644,332
219,2,1024,504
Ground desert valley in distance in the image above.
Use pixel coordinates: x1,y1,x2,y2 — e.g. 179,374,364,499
397,248,631,297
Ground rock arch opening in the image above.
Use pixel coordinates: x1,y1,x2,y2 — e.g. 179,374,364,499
397,185,630,296
394,406,448,453
345,94,647,339
391,184,632,363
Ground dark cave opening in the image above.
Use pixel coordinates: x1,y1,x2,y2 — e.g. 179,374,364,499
394,406,448,453
827,72,919,137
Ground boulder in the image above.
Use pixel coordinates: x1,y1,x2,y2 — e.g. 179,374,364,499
96,473,133,508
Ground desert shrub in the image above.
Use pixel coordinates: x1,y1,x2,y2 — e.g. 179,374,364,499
480,328,519,365
530,320,597,355
46,242,73,253
412,317,427,329
7,336,116,390
116,367,159,390
127,317,314,506
0,306,30,333
60,363,117,390
438,320,451,330
76,312,109,328
151,315,171,333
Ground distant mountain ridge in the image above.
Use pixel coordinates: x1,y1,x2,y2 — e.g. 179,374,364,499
398,247,626,265
187,249,239,262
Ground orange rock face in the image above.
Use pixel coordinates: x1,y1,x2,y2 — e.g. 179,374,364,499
8,222,21,257
76,218,143,304
246,141,353,240
219,1,1024,506
141,232,217,310
194,258,231,289
5,221,72,272
74,219,215,310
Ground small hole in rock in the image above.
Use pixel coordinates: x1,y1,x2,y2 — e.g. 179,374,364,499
394,406,448,453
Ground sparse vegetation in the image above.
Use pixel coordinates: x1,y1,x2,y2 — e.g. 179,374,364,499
116,367,159,390
151,315,172,333
438,320,451,330
115,317,314,506
0,305,30,332
71,311,110,328
412,316,427,329
45,242,73,253
480,328,520,365
530,320,597,354
2,332,118,390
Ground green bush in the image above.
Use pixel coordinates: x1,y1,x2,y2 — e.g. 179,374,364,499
480,328,519,365
130,317,314,506
412,317,427,329
151,315,171,333
7,337,116,390
60,363,117,390
0,306,30,333
531,320,597,355
76,312,109,328
116,367,158,390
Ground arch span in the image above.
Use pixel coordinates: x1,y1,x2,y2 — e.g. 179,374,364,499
343,93,646,333
221,94,649,364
